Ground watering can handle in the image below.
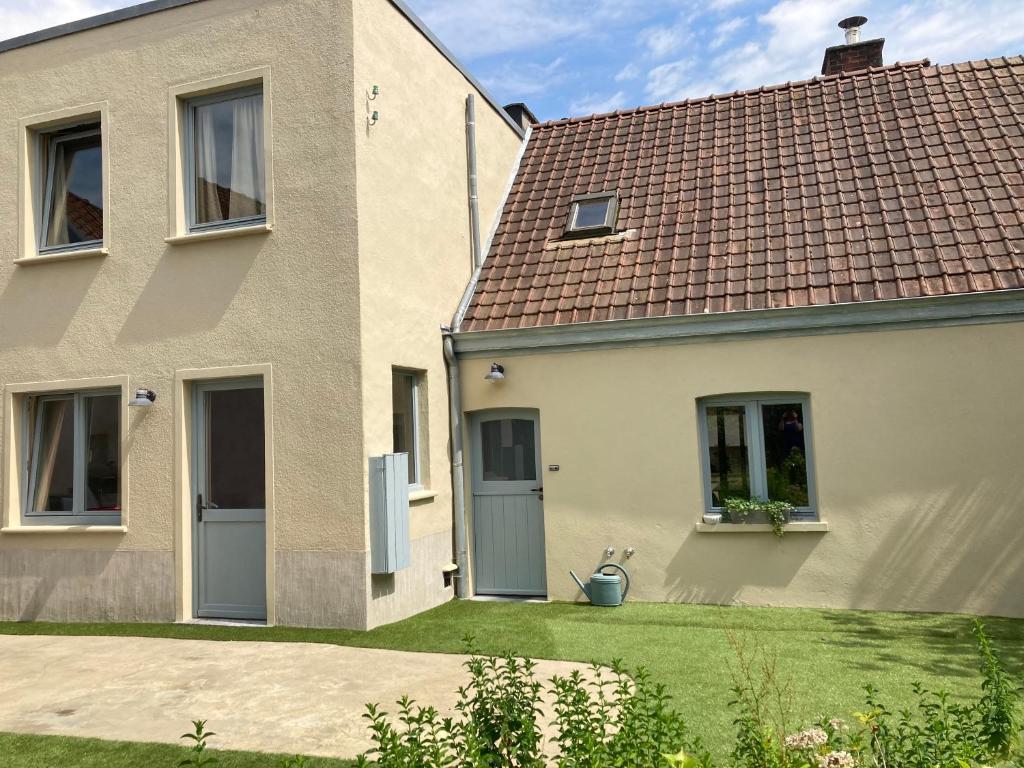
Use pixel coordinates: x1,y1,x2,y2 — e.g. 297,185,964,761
598,562,630,601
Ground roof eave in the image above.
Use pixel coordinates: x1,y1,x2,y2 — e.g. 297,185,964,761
453,290,1024,356
0,0,204,55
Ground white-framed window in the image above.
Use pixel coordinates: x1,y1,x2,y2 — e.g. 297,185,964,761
697,394,817,520
565,192,618,236
392,370,424,489
37,122,103,254
23,389,121,525
184,85,266,232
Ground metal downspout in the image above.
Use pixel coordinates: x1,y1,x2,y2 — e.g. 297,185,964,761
443,335,469,598
466,94,482,267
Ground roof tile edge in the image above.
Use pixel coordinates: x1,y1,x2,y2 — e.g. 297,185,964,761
537,58,938,129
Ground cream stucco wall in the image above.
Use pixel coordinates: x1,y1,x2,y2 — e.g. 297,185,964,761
351,0,524,628
0,0,363,623
457,320,1024,618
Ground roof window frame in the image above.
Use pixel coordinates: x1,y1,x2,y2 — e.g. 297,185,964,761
564,192,619,238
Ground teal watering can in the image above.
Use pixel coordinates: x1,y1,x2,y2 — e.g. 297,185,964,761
570,563,630,607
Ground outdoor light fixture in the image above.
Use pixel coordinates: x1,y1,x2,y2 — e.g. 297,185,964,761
128,388,157,407
484,363,505,382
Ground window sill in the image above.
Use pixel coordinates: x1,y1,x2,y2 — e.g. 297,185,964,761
694,521,829,534
409,489,438,503
15,246,108,265
1,525,127,535
165,223,272,245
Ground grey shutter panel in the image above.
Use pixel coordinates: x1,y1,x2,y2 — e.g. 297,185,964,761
369,453,410,574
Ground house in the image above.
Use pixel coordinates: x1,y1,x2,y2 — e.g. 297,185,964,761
448,25,1024,617
0,0,524,628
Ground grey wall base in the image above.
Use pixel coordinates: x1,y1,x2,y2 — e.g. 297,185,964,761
275,549,368,629
0,549,174,622
367,528,454,629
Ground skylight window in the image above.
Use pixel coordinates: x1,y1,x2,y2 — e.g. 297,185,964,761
565,193,618,237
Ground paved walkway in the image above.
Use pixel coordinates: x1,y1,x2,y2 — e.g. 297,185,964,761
0,634,587,758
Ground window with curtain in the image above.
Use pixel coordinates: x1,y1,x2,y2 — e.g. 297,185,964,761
699,395,816,519
187,87,265,229
39,123,103,252
392,371,424,488
25,390,121,524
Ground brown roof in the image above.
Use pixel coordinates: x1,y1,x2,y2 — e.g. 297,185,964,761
65,192,103,241
460,56,1024,332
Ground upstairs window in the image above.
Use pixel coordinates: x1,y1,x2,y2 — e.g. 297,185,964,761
39,123,103,253
698,395,817,520
186,86,265,231
24,389,121,525
565,192,618,237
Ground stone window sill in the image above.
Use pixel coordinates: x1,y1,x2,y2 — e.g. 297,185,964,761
15,246,108,265
694,521,830,534
165,222,272,245
409,489,438,503
1,525,127,535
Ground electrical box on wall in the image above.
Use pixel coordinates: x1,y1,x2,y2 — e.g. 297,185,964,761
369,453,411,574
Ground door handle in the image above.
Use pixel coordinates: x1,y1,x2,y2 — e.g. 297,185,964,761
531,486,544,500
196,493,206,522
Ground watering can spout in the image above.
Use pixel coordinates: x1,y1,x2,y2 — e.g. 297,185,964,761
569,569,590,599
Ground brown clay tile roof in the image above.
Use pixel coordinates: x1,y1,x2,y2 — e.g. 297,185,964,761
65,192,103,241
460,56,1024,332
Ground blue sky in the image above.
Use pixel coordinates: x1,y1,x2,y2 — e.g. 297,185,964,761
4,0,1024,121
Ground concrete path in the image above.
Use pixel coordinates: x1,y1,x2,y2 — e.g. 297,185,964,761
0,634,588,758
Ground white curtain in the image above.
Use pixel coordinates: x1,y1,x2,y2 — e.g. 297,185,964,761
195,104,223,224
44,141,72,246
228,94,265,219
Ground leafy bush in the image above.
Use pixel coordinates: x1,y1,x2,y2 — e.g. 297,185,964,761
750,620,1022,768
354,639,706,767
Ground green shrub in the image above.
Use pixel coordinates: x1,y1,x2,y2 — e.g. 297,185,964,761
354,642,704,767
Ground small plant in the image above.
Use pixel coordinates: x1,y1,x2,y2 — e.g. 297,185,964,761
722,497,794,537
178,720,218,767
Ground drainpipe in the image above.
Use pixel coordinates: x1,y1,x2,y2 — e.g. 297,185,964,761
466,94,482,268
443,334,470,598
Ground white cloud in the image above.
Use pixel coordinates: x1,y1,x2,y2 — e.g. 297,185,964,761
481,57,566,97
414,0,672,59
711,16,746,49
568,90,629,116
638,23,690,59
0,0,126,40
645,59,696,102
710,0,746,9
615,62,641,82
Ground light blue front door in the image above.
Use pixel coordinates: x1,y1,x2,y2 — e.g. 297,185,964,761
193,378,266,620
471,410,547,596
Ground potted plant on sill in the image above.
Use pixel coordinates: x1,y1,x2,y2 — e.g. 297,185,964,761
722,496,796,538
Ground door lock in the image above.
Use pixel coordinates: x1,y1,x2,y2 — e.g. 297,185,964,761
532,486,544,500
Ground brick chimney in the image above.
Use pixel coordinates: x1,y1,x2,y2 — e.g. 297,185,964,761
821,16,884,75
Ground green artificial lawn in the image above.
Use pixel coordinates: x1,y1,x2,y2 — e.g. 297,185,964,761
0,731,355,767
3,601,1023,762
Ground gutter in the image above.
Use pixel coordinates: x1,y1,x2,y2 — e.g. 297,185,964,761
466,95,482,268
452,289,1024,356
442,334,469,598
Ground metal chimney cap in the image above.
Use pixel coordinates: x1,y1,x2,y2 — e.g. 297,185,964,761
838,15,868,30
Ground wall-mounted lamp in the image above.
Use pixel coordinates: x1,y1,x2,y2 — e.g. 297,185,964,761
484,362,505,382
128,388,157,407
